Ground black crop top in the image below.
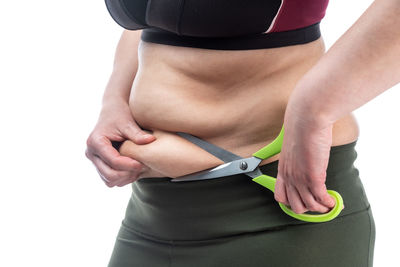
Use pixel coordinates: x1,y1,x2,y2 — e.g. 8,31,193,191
105,0,330,50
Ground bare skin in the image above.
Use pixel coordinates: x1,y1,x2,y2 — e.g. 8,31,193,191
118,129,224,179
87,0,400,215
118,37,359,179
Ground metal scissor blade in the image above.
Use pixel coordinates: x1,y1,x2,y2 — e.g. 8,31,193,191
170,162,235,182
176,132,242,162
171,157,262,182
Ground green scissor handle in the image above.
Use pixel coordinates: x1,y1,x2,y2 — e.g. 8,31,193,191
251,124,344,223
252,174,344,223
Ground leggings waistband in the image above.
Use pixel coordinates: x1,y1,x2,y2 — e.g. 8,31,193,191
122,140,370,241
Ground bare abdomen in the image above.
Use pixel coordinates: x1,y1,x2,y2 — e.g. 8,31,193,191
120,38,359,178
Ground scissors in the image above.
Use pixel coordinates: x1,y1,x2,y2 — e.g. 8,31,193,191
170,124,344,223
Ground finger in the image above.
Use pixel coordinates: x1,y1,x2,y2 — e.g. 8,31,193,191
88,135,143,172
120,123,156,145
115,179,135,187
96,168,110,183
115,164,153,187
286,184,308,214
115,164,151,187
274,176,289,206
96,169,122,187
93,156,127,187
296,185,330,213
91,155,140,187
95,167,128,187
309,183,336,209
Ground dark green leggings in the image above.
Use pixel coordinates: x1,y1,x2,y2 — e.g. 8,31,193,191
108,140,375,267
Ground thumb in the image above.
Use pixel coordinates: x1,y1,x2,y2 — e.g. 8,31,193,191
121,123,156,145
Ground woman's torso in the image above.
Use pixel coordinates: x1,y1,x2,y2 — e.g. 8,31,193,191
126,36,359,176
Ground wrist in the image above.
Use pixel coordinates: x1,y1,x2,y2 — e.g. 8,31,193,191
286,64,344,129
285,88,334,131
101,94,130,113
102,68,136,104
102,88,130,106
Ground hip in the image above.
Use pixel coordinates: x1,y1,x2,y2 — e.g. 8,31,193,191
109,140,375,267
110,207,375,267
121,140,371,241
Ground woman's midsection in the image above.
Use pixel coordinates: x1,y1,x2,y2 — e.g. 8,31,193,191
122,37,360,178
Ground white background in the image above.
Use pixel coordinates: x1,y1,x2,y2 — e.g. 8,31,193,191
1,0,398,266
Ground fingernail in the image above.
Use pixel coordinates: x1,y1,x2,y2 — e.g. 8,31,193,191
142,134,153,139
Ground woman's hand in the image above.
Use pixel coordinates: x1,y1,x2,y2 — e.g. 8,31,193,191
118,129,225,179
85,99,156,187
274,103,337,214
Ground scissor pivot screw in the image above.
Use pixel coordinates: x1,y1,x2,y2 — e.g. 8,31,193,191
239,161,248,170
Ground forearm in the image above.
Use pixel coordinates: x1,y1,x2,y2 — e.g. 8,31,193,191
288,0,400,127
102,29,142,106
